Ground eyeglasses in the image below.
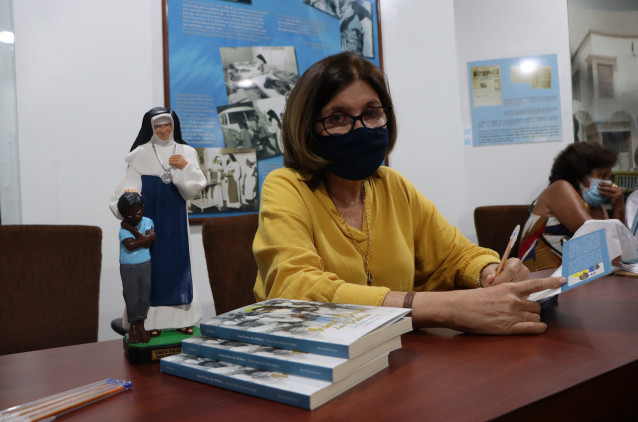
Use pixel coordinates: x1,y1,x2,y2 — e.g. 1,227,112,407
314,106,391,136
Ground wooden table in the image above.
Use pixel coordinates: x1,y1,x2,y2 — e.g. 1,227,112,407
2,274,638,421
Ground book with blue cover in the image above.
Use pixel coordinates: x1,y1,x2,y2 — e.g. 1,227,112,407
160,352,389,410
198,299,412,359
181,334,402,382
528,228,612,301
561,228,611,291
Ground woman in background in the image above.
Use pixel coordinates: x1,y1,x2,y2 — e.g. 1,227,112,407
518,142,625,271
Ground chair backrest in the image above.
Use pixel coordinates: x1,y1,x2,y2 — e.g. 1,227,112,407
0,225,102,355
473,205,530,258
202,214,259,316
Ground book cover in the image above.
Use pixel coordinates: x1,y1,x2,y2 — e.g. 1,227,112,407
182,334,402,382
528,228,612,301
561,228,611,291
199,299,412,358
160,352,388,410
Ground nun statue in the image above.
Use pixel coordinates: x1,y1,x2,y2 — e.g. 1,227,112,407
110,107,206,336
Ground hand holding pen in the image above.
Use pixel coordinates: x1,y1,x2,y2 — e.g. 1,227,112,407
479,225,529,287
496,224,520,276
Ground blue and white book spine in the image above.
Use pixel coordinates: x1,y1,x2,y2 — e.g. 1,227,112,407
200,323,349,358
182,335,402,382
161,354,312,409
199,299,411,359
160,353,389,410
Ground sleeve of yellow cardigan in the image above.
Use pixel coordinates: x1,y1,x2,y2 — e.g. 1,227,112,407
253,170,390,306
404,176,500,290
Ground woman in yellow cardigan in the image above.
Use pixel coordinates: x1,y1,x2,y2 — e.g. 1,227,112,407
253,52,564,335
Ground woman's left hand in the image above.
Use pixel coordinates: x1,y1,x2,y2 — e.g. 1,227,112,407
598,182,624,203
480,258,530,287
169,155,189,170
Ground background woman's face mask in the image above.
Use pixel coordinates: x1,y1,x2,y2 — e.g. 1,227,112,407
581,177,606,207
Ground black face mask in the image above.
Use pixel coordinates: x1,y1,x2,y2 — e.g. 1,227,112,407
314,127,389,180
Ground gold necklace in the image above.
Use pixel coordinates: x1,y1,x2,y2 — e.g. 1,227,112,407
333,181,373,286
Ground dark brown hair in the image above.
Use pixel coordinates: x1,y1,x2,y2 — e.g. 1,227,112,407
282,52,397,179
549,142,617,191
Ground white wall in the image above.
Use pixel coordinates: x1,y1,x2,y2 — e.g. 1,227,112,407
456,0,573,233
12,0,573,341
12,0,214,341
381,0,572,238
0,0,20,224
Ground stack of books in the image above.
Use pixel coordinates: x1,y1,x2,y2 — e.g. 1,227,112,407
160,298,412,410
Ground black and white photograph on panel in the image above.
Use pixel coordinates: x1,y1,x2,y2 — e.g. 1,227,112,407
190,147,258,214
220,46,299,104
303,0,340,18
217,97,285,160
339,0,374,58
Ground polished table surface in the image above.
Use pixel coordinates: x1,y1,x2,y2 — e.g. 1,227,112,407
2,273,638,421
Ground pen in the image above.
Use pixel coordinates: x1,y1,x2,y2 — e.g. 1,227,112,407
0,378,132,421
495,224,520,276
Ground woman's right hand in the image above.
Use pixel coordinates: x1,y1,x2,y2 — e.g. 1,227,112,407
409,277,566,335
169,155,189,170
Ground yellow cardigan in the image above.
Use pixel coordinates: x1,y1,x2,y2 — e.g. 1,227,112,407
253,166,499,306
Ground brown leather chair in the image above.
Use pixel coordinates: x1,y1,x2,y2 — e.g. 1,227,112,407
473,205,530,257
202,214,259,316
0,225,102,355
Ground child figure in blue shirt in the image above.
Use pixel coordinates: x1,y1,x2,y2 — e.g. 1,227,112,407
118,192,156,344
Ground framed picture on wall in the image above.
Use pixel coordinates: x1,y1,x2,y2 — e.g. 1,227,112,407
467,54,562,147
162,0,383,221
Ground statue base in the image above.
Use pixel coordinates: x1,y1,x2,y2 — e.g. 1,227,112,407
123,327,201,363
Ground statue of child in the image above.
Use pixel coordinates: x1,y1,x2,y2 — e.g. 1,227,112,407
117,192,156,343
